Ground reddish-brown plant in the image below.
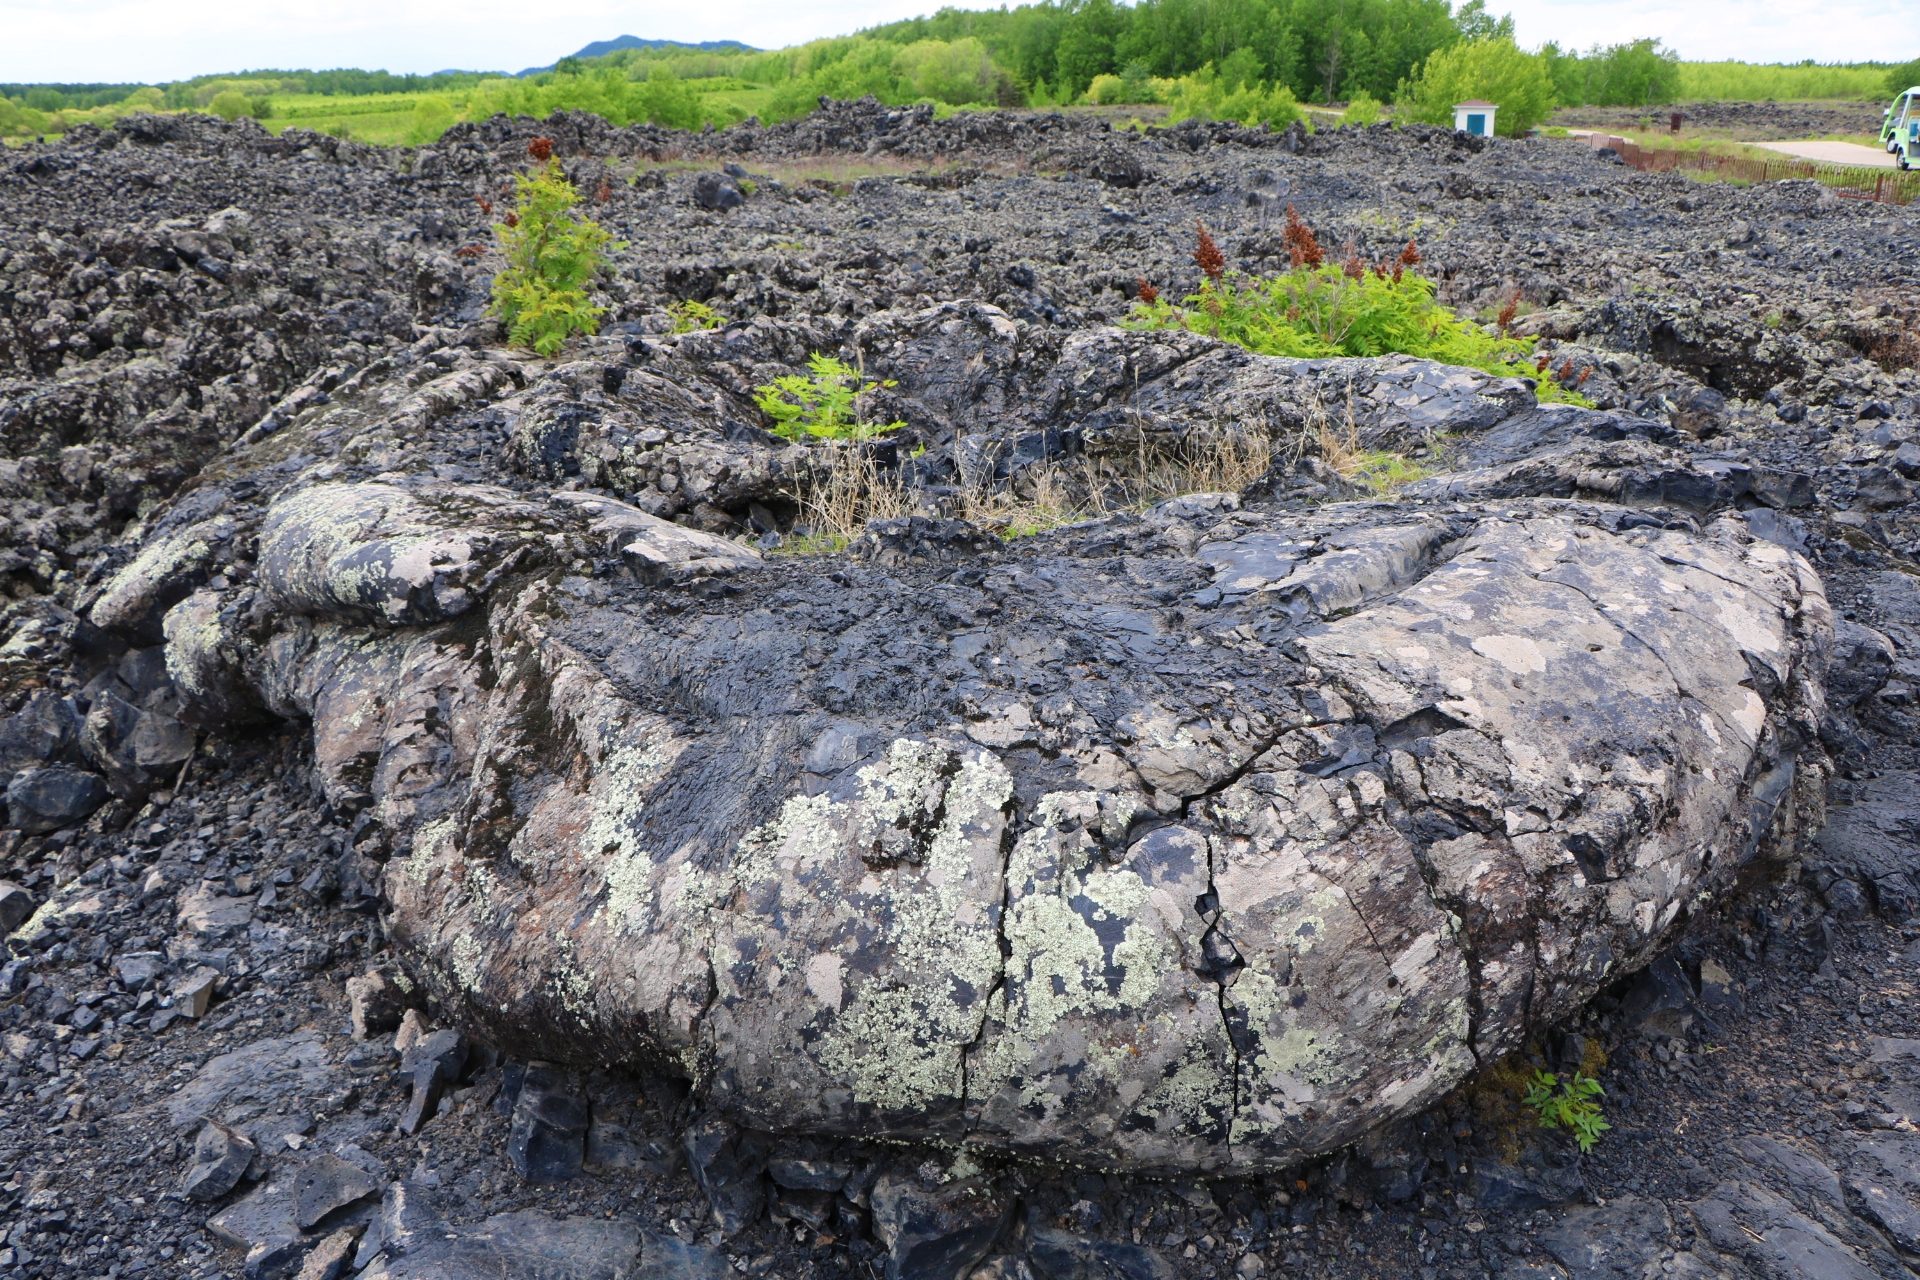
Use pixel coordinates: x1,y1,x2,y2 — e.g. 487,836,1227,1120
1282,204,1324,269
504,212,519,228
476,196,494,217
1496,288,1522,335
595,182,612,203
1193,222,1226,280
1340,240,1365,281
1577,367,1592,384
455,244,486,259
1391,264,1404,284
1398,239,1422,267
1136,278,1160,304
1557,359,1576,381
528,137,554,162
1535,355,1551,373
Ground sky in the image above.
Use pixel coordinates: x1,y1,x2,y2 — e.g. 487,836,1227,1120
0,0,1909,85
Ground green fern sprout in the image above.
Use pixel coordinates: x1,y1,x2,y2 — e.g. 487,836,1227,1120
668,299,721,334
489,158,620,357
1524,1070,1610,1152
753,354,905,442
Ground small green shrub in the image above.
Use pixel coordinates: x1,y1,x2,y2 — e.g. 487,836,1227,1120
1525,1070,1610,1152
407,95,456,145
754,354,905,441
668,299,722,334
209,91,251,121
1128,217,1588,404
1340,94,1383,127
1163,68,1303,129
489,151,618,357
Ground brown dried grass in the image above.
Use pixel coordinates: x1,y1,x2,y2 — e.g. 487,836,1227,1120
779,423,1280,554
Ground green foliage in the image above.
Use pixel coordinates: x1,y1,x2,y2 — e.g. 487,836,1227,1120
1163,64,1304,128
1539,39,1680,106
761,37,1009,120
1525,1070,1610,1152
1891,60,1920,95
1127,260,1587,404
1677,61,1895,102
489,159,616,357
753,354,905,441
1452,0,1513,41
209,91,251,121
1089,61,1162,104
894,37,1003,103
1349,449,1432,490
406,95,455,145
0,81,157,110
1340,93,1382,125
668,299,722,334
0,99,50,137
466,66,735,131
859,0,1461,106
1396,37,1554,136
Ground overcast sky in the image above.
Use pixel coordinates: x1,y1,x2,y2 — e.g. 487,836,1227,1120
1,0,1911,85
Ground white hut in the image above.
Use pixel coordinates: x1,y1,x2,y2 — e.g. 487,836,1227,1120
1453,100,1497,136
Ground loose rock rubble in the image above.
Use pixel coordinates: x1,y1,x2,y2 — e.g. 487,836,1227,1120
0,98,1915,1280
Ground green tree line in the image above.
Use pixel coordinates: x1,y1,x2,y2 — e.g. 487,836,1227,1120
3,9,1908,143
1,68,500,114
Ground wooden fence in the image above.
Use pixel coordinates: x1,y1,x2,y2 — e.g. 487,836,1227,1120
1582,133,1920,205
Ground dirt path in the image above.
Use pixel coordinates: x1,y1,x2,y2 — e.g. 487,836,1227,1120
1754,138,1898,167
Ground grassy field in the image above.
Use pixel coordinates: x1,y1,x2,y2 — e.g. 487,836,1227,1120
685,79,777,120
1676,62,1895,101
266,91,451,143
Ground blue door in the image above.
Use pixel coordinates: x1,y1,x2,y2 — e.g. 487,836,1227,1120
1466,113,1486,135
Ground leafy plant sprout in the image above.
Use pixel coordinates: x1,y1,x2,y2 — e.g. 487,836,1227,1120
1525,1070,1610,1152
488,140,619,357
668,299,722,334
753,354,906,442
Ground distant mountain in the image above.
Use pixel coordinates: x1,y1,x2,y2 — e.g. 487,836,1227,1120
517,35,757,76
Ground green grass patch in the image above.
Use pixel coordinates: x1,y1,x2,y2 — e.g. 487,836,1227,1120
1350,450,1435,492
771,531,852,557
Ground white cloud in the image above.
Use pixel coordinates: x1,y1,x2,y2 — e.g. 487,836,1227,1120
2,0,1913,84
2,0,902,81
1500,0,1913,64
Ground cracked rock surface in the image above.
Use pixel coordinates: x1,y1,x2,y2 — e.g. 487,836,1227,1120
82,299,1829,1175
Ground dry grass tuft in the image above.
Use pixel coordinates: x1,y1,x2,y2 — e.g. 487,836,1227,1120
777,423,1281,555
780,442,916,555
774,387,1432,557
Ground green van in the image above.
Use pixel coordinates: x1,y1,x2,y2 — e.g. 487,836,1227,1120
1884,87,1920,169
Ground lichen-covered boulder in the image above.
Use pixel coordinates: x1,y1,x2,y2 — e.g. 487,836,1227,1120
162,472,1829,1173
